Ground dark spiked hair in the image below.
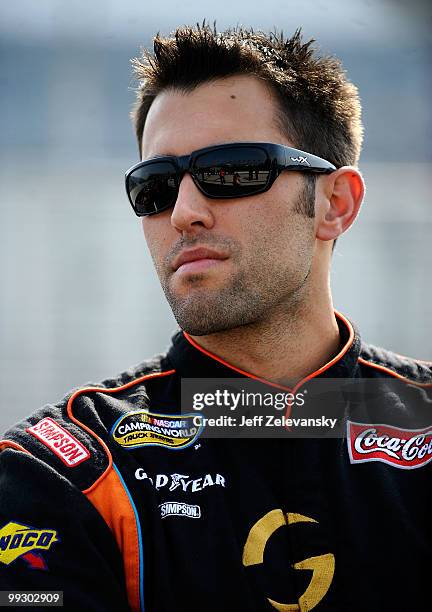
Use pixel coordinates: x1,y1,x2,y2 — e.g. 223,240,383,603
129,22,363,168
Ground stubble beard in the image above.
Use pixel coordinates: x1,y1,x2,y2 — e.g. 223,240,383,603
157,181,315,336
162,264,273,336
159,243,312,337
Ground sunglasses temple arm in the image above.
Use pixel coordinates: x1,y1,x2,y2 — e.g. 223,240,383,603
283,148,336,173
306,152,337,172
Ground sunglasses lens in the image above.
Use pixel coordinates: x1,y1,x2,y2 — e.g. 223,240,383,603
127,161,178,215
194,146,270,197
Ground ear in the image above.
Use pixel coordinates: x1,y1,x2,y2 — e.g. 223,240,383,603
315,167,365,242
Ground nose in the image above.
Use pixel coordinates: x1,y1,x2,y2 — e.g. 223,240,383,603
170,173,215,234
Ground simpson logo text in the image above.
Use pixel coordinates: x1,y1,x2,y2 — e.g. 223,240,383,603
159,502,201,519
27,418,90,467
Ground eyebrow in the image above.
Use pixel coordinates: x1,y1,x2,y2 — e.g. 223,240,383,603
142,141,237,161
141,152,176,161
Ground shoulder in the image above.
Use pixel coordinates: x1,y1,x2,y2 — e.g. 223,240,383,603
0,350,174,489
358,342,432,385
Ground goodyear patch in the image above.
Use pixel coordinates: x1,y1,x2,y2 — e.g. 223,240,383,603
0,521,59,567
111,410,203,450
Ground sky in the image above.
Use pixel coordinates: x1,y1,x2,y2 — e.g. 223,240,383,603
1,0,430,47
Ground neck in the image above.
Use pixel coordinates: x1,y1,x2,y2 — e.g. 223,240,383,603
187,285,341,388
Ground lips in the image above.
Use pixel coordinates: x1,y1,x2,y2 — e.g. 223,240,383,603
172,247,229,272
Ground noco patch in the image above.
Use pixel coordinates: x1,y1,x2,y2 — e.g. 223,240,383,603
111,410,203,450
0,521,59,567
27,417,90,467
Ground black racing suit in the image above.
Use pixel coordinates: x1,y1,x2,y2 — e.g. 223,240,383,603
0,311,431,611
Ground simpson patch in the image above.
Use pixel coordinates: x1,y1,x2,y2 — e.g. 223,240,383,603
27,417,90,467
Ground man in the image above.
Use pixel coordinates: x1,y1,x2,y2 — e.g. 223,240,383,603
0,24,431,612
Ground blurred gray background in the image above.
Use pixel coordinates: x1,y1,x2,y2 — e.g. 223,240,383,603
1,0,431,432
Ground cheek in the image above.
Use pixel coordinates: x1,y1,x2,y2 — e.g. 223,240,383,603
238,192,288,243
219,200,282,268
238,186,314,263
142,217,173,262
141,218,152,244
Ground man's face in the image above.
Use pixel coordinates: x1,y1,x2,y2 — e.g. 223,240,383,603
141,75,317,335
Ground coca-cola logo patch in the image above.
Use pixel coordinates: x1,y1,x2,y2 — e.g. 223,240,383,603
347,421,432,469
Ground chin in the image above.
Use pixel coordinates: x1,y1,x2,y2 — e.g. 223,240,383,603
164,271,266,335
172,302,258,336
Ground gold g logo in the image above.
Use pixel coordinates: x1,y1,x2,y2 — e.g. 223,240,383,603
243,509,335,611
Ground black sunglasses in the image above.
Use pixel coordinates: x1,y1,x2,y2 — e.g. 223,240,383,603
125,142,337,217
